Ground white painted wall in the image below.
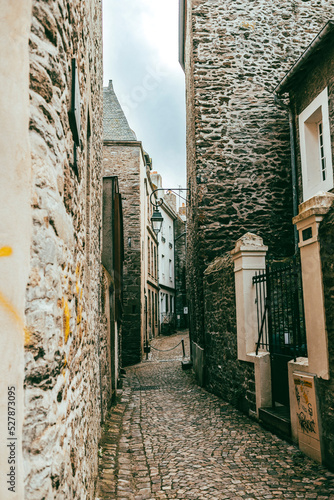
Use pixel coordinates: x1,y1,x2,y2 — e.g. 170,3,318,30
0,2,32,498
158,202,176,325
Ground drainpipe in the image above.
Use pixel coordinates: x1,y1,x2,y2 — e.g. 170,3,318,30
274,95,299,255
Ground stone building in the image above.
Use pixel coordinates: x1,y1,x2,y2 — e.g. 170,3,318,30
103,81,158,365
274,20,334,469
0,1,109,499
180,0,334,469
102,176,124,407
151,173,178,334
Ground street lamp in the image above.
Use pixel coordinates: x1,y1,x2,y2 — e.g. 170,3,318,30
151,207,164,235
150,188,188,235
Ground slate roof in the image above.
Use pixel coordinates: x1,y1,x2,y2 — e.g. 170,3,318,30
103,80,137,141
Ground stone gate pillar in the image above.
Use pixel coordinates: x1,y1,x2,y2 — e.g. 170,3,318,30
231,233,271,415
292,192,334,380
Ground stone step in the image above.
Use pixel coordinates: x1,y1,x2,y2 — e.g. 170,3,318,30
259,405,291,441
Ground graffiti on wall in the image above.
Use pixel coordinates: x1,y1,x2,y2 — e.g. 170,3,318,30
293,373,319,439
0,246,30,344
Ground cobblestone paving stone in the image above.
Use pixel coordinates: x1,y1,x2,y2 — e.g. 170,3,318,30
96,332,334,500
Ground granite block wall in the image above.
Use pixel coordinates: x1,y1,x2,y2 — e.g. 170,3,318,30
103,144,142,366
184,0,334,408
23,0,104,498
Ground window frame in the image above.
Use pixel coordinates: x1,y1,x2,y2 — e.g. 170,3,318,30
298,87,333,201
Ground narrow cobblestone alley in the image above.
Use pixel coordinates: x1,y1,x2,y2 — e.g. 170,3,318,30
96,333,334,500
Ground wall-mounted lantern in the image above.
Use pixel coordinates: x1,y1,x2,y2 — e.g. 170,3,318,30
150,188,188,236
151,207,164,235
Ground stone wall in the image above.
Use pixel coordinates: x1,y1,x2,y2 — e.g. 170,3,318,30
23,1,104,498
184,0,334,406
175,215,187,329
103,144,142,366
318,205,334,470
203,254,256,415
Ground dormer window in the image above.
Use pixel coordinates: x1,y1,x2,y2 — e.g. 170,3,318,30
298,87,333,201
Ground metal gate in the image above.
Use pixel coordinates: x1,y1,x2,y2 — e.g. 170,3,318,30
253,257,307,407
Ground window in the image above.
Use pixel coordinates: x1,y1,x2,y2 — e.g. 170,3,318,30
169,225,172,243
148,237,151,276
154,247,157,279
169,259,172,281
298,87,333,201
318,121,326,181
161,255,165,277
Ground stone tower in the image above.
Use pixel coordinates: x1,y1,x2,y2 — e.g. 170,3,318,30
180,0,334,409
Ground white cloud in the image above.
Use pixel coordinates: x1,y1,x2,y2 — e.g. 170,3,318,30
103,0,186,189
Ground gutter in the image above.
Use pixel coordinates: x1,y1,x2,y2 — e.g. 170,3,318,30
274,95,299,255
179,0,186,70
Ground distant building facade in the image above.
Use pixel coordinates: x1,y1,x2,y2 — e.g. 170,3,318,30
102,176,124,406
103,81,158,365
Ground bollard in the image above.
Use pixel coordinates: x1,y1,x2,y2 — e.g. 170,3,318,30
181,339,185,358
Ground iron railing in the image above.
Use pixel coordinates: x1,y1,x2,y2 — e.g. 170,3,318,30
253,257,307,359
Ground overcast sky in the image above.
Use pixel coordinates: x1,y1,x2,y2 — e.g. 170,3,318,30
103,0,186,190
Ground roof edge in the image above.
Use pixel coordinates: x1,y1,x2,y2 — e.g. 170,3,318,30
275,20,334,95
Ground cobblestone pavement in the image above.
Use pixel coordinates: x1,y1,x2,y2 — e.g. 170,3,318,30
96,332,334,500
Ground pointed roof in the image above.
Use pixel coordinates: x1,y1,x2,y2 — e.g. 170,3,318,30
103,80,137,141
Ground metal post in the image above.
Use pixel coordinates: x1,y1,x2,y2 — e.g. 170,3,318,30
181,338,185,358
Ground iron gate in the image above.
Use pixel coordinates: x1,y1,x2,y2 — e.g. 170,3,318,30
253,257,307,407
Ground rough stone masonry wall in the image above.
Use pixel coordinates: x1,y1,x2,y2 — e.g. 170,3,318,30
24,1,104,498
203,254,256,415
318,205,334,471
175,216,187,329
185,0,334,405
103,144,142,366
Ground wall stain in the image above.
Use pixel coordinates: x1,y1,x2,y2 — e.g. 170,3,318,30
0,246,30,344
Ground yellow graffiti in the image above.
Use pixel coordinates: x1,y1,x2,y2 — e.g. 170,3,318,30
77,304,82,325
63,299,71,343
0,290,30,345
0,246,12,258
0,246,30,344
